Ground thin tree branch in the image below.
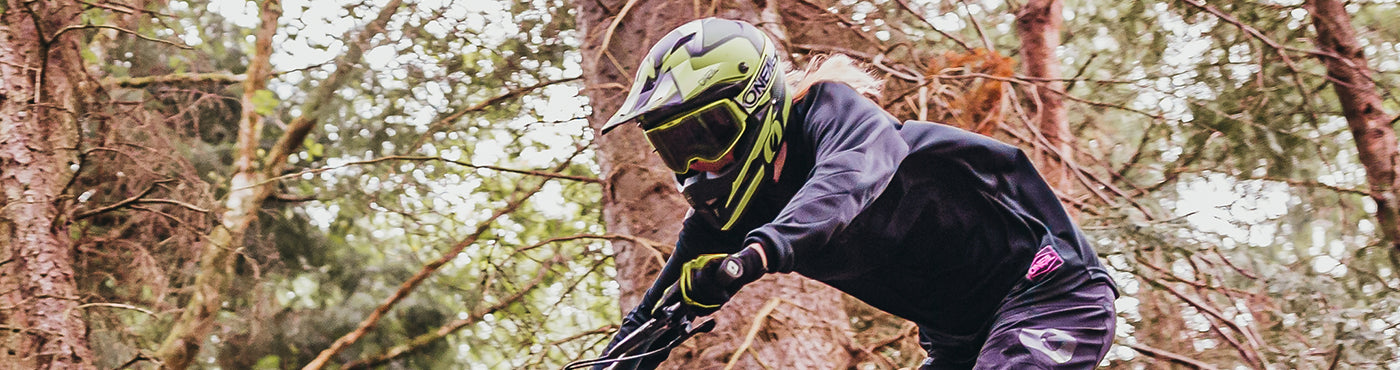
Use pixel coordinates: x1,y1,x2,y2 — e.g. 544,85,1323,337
960,0,993,50
1126,343,1220,369
1179,0,1340,64
103,72,246,88
1238,175,1369,197
76,0,176,17
949,72,1165,120
254,154,601,190
303,154,576,370
891,0,972,51
1148,276,1267,368
130,198,210,213
49,24,190,49
339,252,575,370
73,179,175,220
845,321,915,370
269,193,319,202
514,233,670,263
113,353,161,370
262,0,405,175
999,88,1158,218
1178,0,1326,124
77,302,156,317
407,76,582,152
517,262,617,368
792,44,877,62
588,0,643,74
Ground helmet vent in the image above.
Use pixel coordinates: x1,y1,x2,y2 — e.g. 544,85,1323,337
670,33,696,55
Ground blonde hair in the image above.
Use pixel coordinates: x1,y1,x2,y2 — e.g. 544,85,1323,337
786,54,884,100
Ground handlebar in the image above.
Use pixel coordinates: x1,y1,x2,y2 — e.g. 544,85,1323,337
562,285,716,370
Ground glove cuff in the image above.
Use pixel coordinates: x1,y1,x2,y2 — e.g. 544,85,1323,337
723,246,767,288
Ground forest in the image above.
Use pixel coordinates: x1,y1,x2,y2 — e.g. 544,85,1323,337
1,0,1397,368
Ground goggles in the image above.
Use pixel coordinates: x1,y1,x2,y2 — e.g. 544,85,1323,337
642,99,747,174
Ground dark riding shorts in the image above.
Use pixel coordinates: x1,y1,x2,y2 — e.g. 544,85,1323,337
918,281,1117,369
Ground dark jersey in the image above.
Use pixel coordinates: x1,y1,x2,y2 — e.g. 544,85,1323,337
603,82,1115,368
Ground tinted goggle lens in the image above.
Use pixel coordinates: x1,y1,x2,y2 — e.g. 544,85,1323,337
643,100,745,173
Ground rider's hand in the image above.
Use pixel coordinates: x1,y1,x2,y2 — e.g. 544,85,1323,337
670,244,767,316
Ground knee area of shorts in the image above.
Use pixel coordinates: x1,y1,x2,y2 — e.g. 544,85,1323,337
973,359,1048,370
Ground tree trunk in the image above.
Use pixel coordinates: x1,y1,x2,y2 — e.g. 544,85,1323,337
155,1,404,367
1016,0,1075,194
153,1,282,368
575,1,857,368
0,0,97,367
1306,0,1400,254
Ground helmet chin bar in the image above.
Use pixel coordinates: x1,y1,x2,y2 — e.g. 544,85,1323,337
678,156,773,231
679,173,726,228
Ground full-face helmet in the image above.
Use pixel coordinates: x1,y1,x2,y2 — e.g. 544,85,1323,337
601,18,791,230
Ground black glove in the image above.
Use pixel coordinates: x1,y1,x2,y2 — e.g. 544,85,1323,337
666,245,767,316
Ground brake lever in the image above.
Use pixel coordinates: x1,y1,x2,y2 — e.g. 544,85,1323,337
686,317,716,337
562,283,716,370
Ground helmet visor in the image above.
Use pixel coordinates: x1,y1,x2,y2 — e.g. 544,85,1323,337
643,99,746,174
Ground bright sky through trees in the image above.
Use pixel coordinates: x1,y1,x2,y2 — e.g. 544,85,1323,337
6,0,1395,367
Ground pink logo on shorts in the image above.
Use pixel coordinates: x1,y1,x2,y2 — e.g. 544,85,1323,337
1026,245,1063,280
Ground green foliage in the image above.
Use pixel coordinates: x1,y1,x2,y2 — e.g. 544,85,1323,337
252,89,279,116
794,0,1398,368
62,0,1400,368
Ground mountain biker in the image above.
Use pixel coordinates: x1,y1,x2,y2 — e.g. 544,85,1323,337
594,18,1119,369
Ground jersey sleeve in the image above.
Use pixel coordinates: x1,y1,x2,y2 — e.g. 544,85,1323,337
743,82,908,273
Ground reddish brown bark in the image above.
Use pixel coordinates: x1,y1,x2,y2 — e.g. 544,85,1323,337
1306,0,1400,253
575,1,859,368
0,0,97,368
1016,0,1075,194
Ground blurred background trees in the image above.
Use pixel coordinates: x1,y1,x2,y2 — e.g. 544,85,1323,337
0,0,1395,368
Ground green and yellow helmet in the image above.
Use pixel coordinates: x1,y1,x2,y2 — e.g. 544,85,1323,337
600,18,791,230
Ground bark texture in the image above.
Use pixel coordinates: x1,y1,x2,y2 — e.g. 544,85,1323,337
0,0,97,367
576,1,862,368
1306,0,1400,253
1015,0,1074,193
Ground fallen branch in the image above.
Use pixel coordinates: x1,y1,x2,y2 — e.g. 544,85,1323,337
852,322,915,370
865,322,918,352
113,352,162,370
724,298,784,370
